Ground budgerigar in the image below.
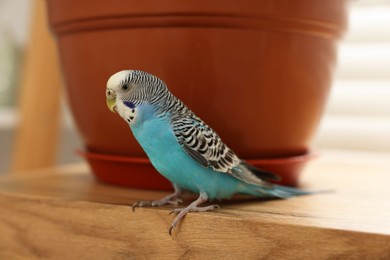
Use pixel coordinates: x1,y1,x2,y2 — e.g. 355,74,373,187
106,70,310,235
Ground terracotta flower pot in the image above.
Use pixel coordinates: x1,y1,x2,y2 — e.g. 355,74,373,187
46,0,348,189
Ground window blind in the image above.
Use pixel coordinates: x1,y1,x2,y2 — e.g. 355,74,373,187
314,1,390,152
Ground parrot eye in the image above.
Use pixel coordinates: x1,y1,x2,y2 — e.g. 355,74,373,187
122,84,128,91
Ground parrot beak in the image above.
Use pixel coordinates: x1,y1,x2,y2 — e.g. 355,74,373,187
106,88,117,113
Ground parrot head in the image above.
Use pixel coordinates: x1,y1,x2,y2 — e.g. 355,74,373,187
106,70,167,113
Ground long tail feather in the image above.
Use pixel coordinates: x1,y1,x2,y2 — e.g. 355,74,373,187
244,183,331,199
267,184,313,198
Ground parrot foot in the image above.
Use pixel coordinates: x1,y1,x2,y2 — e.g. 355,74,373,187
132,185,182,212
168,192,219,236
168,204,220,215
132,197,183,211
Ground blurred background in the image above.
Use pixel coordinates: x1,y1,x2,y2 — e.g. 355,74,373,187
0,0,389,174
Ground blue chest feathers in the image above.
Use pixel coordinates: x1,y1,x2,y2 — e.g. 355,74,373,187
129,104,181,174
128,104,243,200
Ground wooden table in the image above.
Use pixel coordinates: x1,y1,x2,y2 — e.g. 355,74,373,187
1,150,390,259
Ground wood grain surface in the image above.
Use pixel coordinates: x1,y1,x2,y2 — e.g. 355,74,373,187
1,150,390,259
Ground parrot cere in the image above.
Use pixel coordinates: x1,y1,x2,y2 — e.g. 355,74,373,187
106,70,310,235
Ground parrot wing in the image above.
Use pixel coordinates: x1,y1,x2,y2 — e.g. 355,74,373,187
171,115,280,185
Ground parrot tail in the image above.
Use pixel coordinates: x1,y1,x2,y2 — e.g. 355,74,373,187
244,183,329,199
265,184,313,199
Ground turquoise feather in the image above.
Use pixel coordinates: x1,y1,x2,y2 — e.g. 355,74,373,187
130,104,308,200
106,70,313,234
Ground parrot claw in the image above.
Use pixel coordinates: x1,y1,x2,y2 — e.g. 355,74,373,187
132,201,151,212
168,192,219,236
132,188,182,212
161,198,183,206
169,204,220,235
169,204,219,215
132,198,183,212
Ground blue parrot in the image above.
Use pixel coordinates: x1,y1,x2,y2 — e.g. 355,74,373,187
106,70,310,234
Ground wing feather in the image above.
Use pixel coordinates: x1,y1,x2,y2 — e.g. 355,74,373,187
171,114,279,186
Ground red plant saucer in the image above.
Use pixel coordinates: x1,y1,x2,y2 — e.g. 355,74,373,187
78,150,316,191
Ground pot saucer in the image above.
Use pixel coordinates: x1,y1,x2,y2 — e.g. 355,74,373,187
78,150,316,190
